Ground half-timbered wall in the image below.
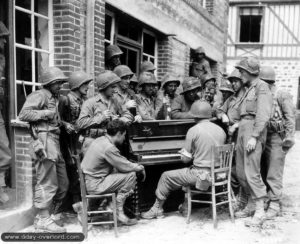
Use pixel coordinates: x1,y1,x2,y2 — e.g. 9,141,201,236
227,1,300,106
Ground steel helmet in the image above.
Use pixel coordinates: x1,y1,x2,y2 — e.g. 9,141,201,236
219,78,234,93
138,72,157,86
96,70,120,91
203,74,216,86
68,71,92,90
140,61,156,73
0,21,9,37
130,74,138,83
235,56,260,75
40,66,68,86
228,69,242,83
259,66,276,83
105,45,123,60
113,65,134,78
195,46,205,55
161,74,180,89
188,100,212,119
181,77,201,94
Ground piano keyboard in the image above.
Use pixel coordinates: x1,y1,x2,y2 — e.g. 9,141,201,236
139,153,181,166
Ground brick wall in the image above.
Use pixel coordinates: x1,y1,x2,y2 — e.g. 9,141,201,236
14,126,34,208
94,0,105,75
227,59,300,105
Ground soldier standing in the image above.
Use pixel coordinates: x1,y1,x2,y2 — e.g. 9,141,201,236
135,72,163,120
58,70,92,216
260,66,295,219
190,46,211,83
0,21,11,204
113,65,142,122
76,71,133,154
170,77,201,119
234,57,273,227
129,74,139,94
105,45,123,71
19,67,69,232
156,74,180,120
141,101,226,219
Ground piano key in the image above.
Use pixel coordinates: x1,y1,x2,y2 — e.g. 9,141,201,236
141,153,180,160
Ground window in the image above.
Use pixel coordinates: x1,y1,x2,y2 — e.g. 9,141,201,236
142,31,157,65
105,11,115,47
14,0,53,115
105,7,157,75
239,7,263,43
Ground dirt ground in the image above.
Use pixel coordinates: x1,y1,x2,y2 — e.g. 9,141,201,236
19,132,300,244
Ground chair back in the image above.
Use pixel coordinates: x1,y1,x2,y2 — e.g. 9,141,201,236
72,154,87,199
210,143,235,184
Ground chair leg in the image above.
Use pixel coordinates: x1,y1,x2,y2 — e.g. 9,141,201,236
112,193,118,237
186,187,192,224
82,199,88,239
228,187,235,223
211,186,217,229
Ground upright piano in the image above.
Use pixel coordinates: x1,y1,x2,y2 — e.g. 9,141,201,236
127,119,195,217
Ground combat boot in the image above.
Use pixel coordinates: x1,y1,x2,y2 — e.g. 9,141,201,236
116,193,138,225
265,200,281,220
234,197,255,218
50,201,64,227
72,202,83,224
0,187,9,204
141,199,165,219
233,188,248,212
178,199,188,217
35,215,66,233
245,198,266,227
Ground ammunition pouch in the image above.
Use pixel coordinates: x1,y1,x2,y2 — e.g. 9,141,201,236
268,120,285,140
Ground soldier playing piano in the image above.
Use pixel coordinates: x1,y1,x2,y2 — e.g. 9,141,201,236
141,100,226,219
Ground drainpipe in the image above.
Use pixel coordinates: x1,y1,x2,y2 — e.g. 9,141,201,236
86,0,95,97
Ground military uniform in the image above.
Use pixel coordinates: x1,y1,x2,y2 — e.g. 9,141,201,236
261,88,295,201
136,93,163,120
170,95,194,119
77,93,133,154
142,101,226,219
19,88,69,210
235,78,272,200
0,22,11,197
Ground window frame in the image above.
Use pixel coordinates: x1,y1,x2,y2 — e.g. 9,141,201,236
142,28,158,75
104,10,115,46
236,5,265,44
13,0,53,115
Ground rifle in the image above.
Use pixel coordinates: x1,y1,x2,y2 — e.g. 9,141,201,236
22,81,47,161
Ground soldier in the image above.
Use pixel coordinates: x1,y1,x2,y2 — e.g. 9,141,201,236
19,66,69,233
129,74,139,94
156,74,180,120
0,21,11,204
58,70,92,217
216,69,246,205
135,72,163,120
170,77,201,119
190,46,211,83
218,78,234,105
260,66,295,219
105,45,123,71
234,57,273,227
81,119,145,225
140,60,160,96
113,65,142,123
76,71,133,154
141,101,226,219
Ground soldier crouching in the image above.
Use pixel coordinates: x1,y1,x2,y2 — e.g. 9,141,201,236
81,119,145,225
19,67,69,233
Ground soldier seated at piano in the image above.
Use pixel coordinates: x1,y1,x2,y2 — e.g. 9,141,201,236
81,119,146,226
136,72,165,120
141,100,226,219
170,77,202,119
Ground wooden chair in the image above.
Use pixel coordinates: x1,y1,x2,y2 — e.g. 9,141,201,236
72,155,118,238
186,143,235,228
